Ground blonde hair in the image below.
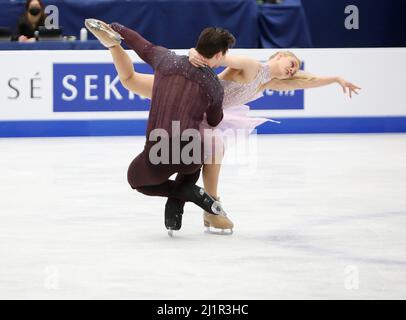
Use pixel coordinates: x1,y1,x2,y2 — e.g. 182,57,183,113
269,50,301,68
258,51,314,92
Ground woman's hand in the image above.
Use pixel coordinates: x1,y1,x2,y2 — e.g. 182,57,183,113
18,35,36,43
188,48,207,67
336,77,361,98
18,35,29,42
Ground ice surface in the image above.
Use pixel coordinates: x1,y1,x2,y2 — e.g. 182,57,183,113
0,134,406,299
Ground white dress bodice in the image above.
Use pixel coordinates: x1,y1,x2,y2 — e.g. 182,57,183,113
221,63,272,108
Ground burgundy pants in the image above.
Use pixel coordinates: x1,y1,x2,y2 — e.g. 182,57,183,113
128,139,204,204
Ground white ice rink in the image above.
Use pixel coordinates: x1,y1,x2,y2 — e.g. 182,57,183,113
1,134,406,299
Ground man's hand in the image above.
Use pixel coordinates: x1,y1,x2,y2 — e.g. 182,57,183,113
188,48,208,67
336,77,361,98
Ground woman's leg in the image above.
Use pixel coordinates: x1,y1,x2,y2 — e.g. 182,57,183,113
109,45,154,98
202,153,234,232
86,20,153,97
109,45,135,84
202,134,225,198
202,163,222,199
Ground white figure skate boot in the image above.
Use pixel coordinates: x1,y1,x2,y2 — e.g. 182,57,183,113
84,18,123,48
203,197,234,235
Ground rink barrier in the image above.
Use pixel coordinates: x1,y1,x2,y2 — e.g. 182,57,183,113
1,49,406,137
1,117,406,137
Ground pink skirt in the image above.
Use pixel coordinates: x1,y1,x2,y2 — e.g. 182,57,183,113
199,105,279,158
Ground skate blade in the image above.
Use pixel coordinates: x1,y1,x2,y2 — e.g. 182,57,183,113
84,19,123,41
204,226,233,236
168,230,175,237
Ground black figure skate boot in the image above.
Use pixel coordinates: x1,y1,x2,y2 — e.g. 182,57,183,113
165,198,184,237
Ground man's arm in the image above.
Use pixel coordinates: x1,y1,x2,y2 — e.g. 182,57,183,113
110,23,169,69
206,93,224,127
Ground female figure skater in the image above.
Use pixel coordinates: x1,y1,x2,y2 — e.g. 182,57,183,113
85,19,360,234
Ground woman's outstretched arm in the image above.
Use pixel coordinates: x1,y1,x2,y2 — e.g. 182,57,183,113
264,72,361,98
109,45,154,99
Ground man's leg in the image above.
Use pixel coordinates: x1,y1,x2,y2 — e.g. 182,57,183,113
136,172,226,216
164,170,201,231
135,168,200,200
128,150,226,219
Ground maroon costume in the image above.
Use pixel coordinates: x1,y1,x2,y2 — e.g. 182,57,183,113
110,23,224,201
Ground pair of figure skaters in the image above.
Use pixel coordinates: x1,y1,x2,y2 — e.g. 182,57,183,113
85,19,360,236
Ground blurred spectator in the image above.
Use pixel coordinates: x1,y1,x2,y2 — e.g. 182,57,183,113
16,0,46,42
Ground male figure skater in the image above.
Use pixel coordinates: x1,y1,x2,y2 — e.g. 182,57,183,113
85,19,235,235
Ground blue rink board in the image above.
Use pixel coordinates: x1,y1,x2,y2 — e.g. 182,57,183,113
0,117,406,137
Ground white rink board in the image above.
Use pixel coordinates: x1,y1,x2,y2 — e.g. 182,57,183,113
0,48,405,121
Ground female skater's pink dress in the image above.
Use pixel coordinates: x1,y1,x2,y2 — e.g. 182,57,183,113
200,63,277,156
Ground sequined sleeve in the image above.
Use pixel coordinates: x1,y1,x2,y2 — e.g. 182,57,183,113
199,67,224,127
110,23,170,69
206,90,224,127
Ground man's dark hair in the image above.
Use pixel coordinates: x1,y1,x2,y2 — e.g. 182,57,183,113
195,27,236,59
